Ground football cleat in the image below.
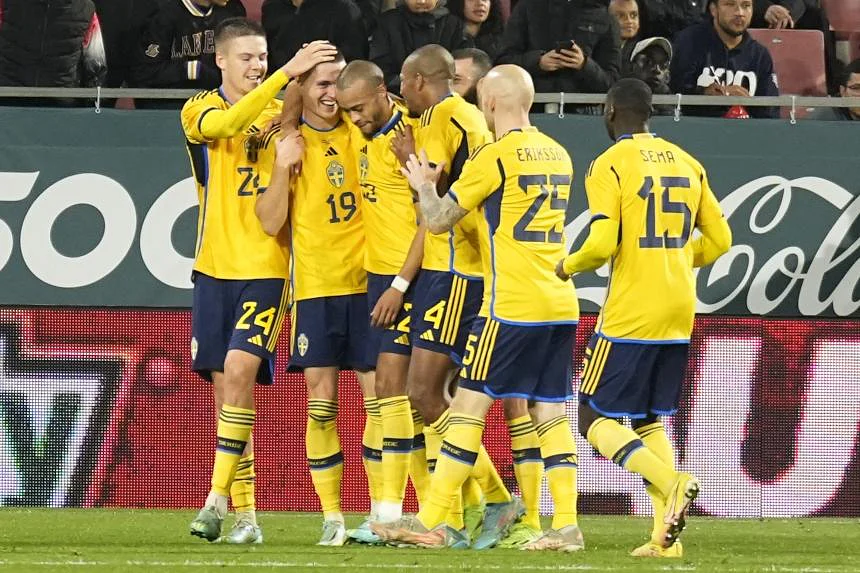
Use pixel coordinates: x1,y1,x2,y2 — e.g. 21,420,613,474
189,506,223,542
497,522,543,549
631,540,683,558
371,517,468,549
221,519,263,544
521,525,585,553
463,503,485,543
472,497,526,550
346,518,383,545
317,520,347,546
660,472,700,548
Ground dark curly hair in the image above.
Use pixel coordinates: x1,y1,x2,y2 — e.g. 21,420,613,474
447,0,504,38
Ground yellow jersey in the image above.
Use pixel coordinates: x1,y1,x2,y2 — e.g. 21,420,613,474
416,93,492,278
352,100,420,275
181,89,288,280
586,133,725,342
289,118,366,301
448,127,579,325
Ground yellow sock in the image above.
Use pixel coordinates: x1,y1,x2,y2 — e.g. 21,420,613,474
462,477,483,508
409,409,431,507
508,415,543,530
230,454,256,513
362,397,384,514
211,405,255,496
586,417,675,497
472,446,511,504
417,413,484,530
535,416,578,530
423,409,450,475
636,421,675,542
379,396,413,507
306,399,343,521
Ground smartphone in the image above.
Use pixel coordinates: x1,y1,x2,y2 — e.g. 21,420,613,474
555,40,575,53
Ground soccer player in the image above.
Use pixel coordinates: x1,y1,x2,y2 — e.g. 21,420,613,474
397,44,523,548
180,18,337,543
557,78,732,557
334,60,432,537
277,51,375,547
373,64,584,552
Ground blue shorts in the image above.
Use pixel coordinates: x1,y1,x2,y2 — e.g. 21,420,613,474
578,334,690,418
458,317,577,402
366,272,413,367
288,293,372,372
191,272,290,385
411,270,482,362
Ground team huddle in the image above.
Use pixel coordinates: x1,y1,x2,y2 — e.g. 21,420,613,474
180,17,732,557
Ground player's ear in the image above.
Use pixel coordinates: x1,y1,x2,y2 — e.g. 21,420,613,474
215,48,227,71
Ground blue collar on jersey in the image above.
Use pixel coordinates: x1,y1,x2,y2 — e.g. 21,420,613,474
374,108,402,138
217,86,233,105
616,132,657,142
300,116,342,132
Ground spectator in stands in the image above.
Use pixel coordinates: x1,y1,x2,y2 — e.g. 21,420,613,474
610,0,641,67
811,59,860,121
638,0,704,39
496,0,621,111
626,36,674,114
751,0,839,95
130,0,245,105
262,0,367,70
0,0,107,105
93,0,159,89
370,0,472,93
452,47,492,102
448,0,505,60
671,0,779,118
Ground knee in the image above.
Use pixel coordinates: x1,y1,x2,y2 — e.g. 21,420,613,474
577,403,600,439
407,384,444,423
305,368,338,401
223,352,258,393
502,398,529,420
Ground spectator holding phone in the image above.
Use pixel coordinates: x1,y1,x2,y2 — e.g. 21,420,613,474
496,0,621,109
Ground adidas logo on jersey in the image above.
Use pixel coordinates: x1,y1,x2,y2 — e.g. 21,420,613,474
420,330,435,342
324,146,338,157
394,333,409,345
247,334,263,346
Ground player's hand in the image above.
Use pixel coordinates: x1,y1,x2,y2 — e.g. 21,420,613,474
281,40,338,79
765,4,793,29
723,84,751,97
703,82,728,96
275,130,305,172
391,124,416,167
557,45,586,70
539,51,565,72
370,287,403,328
401,149,445,195
555,259,571,281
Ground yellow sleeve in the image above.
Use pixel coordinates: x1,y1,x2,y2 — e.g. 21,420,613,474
695,168,724,228
693,215,732,267
181,70,290,144
562,218,619,274
447,144,498,211
583,155,622,222
418,115,453,172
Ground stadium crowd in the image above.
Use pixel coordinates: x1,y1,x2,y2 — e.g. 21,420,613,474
0,0,857,119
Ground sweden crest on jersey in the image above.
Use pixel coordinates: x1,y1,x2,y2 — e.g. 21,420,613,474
327,160,345,188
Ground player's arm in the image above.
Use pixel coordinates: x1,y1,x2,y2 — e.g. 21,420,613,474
402,150,467,234
255,131,304,236
557,159,621,280
181,41,337,143
692,173,732,267
370,206,426,328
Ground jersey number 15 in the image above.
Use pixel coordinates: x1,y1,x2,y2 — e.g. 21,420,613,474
637,175,692,249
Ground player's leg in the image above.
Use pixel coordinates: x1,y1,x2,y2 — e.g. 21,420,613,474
376,351,414,522
358,374,384,525
578,337,698,550
518,324,582,553
497,397,544,548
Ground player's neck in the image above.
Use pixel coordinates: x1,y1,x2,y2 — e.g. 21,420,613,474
302,111,339,131
614,123,649,140
493,110,530,140
220,83,245,106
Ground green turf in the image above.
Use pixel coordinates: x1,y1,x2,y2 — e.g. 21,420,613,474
1,510,858,572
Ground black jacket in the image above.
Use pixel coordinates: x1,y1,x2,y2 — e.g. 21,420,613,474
370,5,473,93
496,0,621,94
262,0,368,70
0,0,106,87
671,21,780,118
472,29,504,62
638,0,704,39
130,0,244,89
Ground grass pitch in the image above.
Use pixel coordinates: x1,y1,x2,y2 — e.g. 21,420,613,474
1,510,858,572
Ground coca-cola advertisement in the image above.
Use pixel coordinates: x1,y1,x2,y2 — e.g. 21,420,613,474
0,308,857,516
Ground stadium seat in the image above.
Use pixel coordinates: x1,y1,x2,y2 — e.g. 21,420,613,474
748,28,827,118
821,0,860,33
241,0,263,22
